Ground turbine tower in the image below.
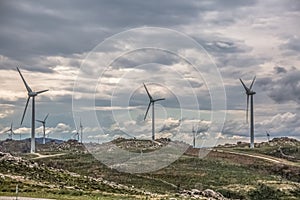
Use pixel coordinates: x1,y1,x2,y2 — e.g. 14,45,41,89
192,125,196,148
80,119,83,143
17,67,48,153
36,113,49,144
240,76,256,148
266,130,270,142
143,83,165,141
74,130,79,141
4,122,14,140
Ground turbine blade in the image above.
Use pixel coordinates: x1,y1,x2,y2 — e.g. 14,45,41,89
44,113,49,121
17,67,32,93
246,95,249,123
143,83,152,100
239,78,249,92
249,76,256,90
21,97,30,125
36,89,49,94
10,122,13,130
154,98,165,102
36,120,44,123
144,102,151,120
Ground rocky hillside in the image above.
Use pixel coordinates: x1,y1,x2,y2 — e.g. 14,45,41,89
0,151,149,197
111,137,171,152
0,151,231,199
217,137,300,148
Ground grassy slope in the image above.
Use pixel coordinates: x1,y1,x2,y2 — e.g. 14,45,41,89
1,137,300,199
30,151,300,199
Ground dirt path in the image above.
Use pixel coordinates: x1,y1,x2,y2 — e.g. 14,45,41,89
136,174,178,189
31,153,66,160
215,149,299,167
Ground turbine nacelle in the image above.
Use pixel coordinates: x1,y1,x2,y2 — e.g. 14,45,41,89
28,91,38,97
28,89,49,97
246,91,256,95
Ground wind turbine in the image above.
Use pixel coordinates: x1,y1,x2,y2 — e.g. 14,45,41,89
36,113,49,145
17,67,48,153
80,119,83,143
143,83,165,140
240,76,256,148
73,130,79,141
192,125,196,148
3,122,14,140
266,130,271,142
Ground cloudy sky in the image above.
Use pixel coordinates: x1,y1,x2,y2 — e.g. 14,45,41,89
0,0,299,146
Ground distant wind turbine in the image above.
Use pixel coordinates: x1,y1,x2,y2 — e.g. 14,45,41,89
143,83,165,140
266,130,271,142
80,119,83,143
36,113,49,145
74,130,79,141
17,67,48,153
192,125,196,148
240,76,256,148
3,122,14,140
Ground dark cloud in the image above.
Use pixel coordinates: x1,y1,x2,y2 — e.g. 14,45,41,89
274,66,287,74
204,40,251,54
0,0,202,60
0,0,260,61
222,119,247,137
195,121,209,133
281,36,300,52
111,49,182,69
257,68,300,104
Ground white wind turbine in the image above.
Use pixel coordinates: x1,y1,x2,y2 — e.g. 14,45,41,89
3,122,14,140
80,119,83,143
143,83,165,140
73,130,79,141
36,113,49,144
240,76,256,148
192,125,196,148
17,67,48,153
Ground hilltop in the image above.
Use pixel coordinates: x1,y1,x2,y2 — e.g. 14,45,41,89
0,139,85,154
217,137,300,148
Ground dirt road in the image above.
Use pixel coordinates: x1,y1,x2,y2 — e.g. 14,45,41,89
31,153,66,160
214,149,300,167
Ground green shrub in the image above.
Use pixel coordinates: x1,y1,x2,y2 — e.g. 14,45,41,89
248,183,284,200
